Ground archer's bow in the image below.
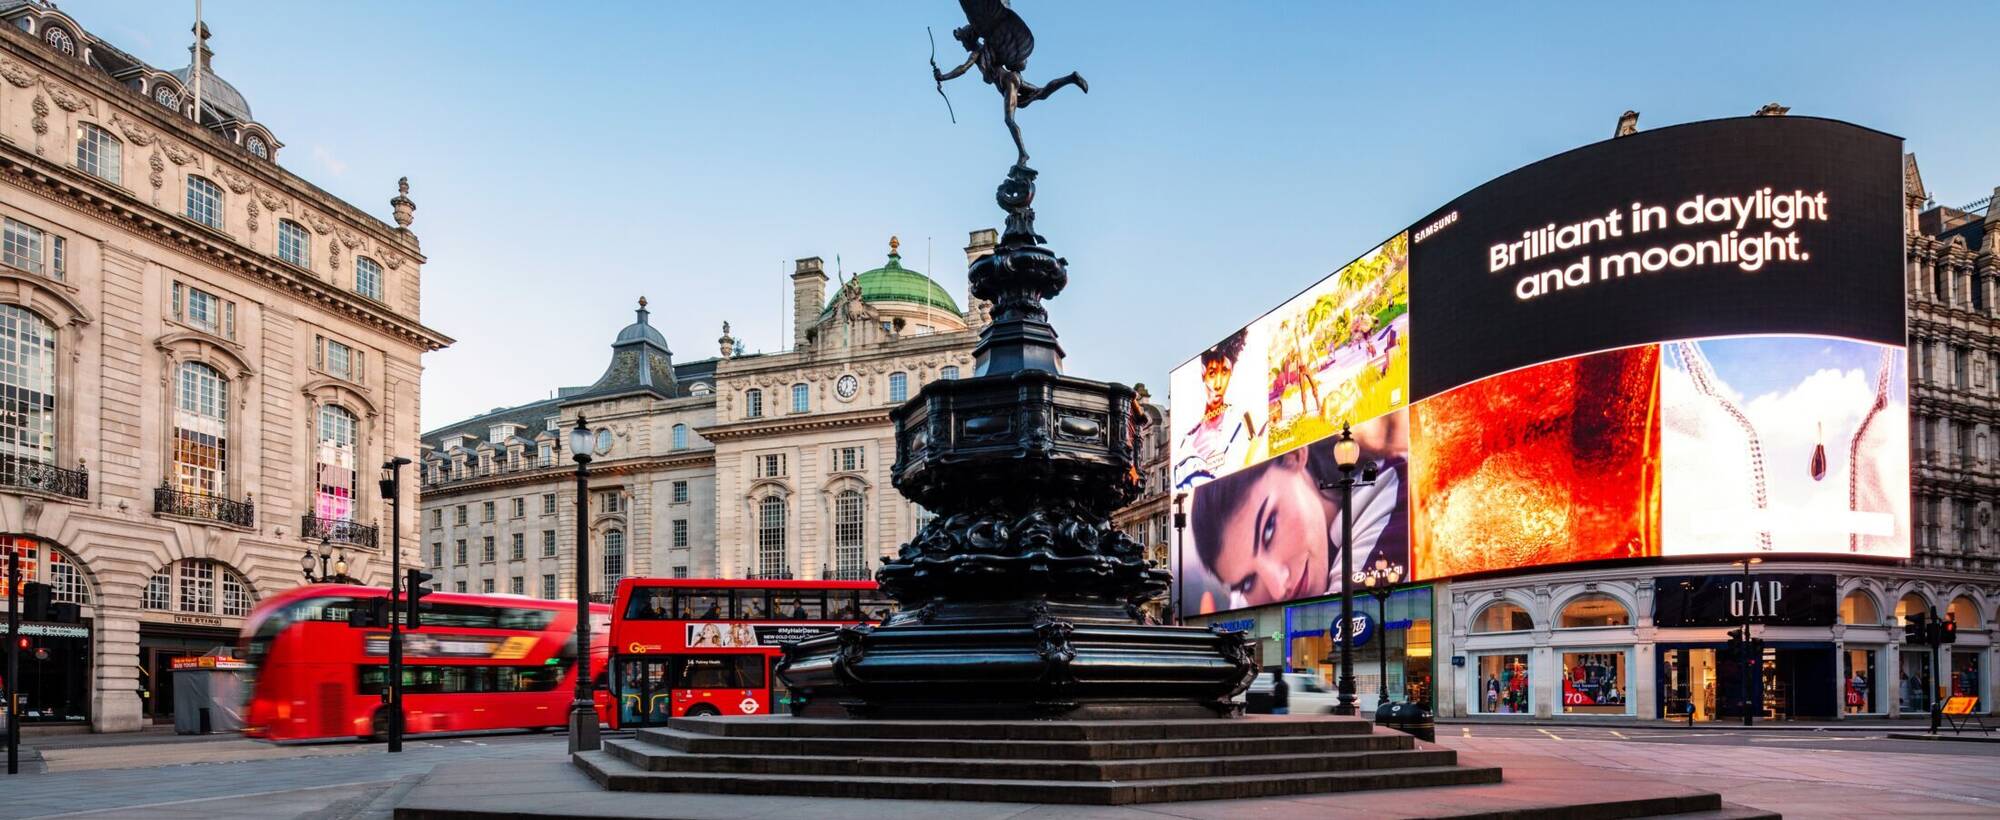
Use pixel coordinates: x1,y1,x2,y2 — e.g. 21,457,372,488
927,26,956,124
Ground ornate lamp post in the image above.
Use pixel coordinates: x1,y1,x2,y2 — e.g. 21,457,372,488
566,415,599,752
1317,423,1376,716
300,537,353,584
1358,558,1401,708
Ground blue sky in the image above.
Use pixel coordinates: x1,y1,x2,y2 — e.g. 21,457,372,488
63,2,1998,429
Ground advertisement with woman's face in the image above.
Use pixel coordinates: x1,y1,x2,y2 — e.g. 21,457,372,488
1182,411,1410,617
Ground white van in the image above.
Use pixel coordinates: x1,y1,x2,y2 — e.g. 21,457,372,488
1245,672,1374,714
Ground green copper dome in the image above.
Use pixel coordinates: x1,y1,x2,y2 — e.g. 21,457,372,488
822,238,961,319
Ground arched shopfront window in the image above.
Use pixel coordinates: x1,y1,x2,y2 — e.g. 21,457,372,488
0,537,90,604
1470,601,1533,633
144,558,254,617
1557,594,1629,628
1895,593,1931,625
1949,595,1981,629
1840,590,1880,625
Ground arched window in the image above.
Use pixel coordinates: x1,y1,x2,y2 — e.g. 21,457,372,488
671,423,688,450
833,490,864,579
690,382,711,397
42,25,73,55
244,134,270,160
185,176,223,229
0,304,58,467
1840,590,1880,625
146,558,253,616
1949,595,1981,629
172,362,229,496
757,496,787,577
744,388,764,419
315,404,358,521
1557,594,1629,628
74,123,120,184
791,383,809,414
355,256,382,300
277,220,310,268
1895,593,1930,625
602,529,626,589
0,537,90,604
939,366,959,380
1470,601,1533,633
888,372,909,403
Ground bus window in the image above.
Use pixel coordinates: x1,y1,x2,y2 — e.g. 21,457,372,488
860,590,897,623
676,657,733,688
683,590,731,620
734,655,767,689
828,591,862,621
740,591,772,620
780,593,825,620
626,590,672,620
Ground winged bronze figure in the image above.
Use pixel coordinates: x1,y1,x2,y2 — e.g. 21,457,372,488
933,0,1087,167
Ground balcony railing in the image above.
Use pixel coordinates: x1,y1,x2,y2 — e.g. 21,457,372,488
748,568,795,580
823,565,873,581
155,486,255,527
301,514,380,549
0,453,87,499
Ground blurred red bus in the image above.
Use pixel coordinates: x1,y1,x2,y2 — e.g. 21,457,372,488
607,578,892,727
239,584,609,741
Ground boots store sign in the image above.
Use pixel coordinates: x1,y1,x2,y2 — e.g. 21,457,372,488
1652,573,1837,627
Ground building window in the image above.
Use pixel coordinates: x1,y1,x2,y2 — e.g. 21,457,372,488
833,446,864,473
454,505,467,525
510,532,525,561
1473,653,1531,715
431,543,443,567
542,530,556,557
542,574,556,599
914,504,937,532
672,566,688,579
833,490,865,578
791,384,809,414
172,282,236,339
315,404,359,521
482,500,496,521
481,536,495,562
1556,594,1629,628
185,176,224,229
152,84,179,110
512,497,526,518
317,336,361,382
1559,650,1628,715
52,235,62,279
455,581,467,593
542,493,556,515
221,572,252,617
690,383,711,397
538,442,554,466
509,576,524,595
43,25,73,55
245,134,269,160
603,529,626,588
1840,590,1880,625
429,509,441,528
1469,602,1533,633
0,305,58,466
481,579,495,594
145,570,170,610
355,256,383,300
757,453,786,478
940,366,959,380
172,362,229,497
177,559,214,613
889,372,908,403
598,490,623,514
75,123,121,184
672,518,688,548
671,423,689,450
455,539,467,564
0,539,90,605
3,218,45,275
757,496,787,577
744,388,764,419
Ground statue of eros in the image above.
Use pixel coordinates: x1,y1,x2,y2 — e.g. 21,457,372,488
933,0,1087,167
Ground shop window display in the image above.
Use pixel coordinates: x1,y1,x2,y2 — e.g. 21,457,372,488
1284,587,1434,710
1843,648,1876,714
1474,653,1531,714
1899,650,1932,712
1951,651,1980,698
1560,650,1629,714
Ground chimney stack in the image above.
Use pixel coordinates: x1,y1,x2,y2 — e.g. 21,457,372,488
791,257,827,350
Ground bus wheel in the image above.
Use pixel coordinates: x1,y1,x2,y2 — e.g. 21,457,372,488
684,704,721,718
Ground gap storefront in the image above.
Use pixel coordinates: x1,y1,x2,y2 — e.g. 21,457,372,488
1280,587,1436,712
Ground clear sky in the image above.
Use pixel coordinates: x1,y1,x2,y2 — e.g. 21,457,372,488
62,1,1999,430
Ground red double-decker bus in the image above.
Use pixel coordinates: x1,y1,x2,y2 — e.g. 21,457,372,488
606,578,892,727
239,584,609,741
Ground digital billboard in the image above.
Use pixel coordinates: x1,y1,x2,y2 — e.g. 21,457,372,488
1173,116,1906,617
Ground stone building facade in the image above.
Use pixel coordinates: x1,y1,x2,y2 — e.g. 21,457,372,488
420,234,996,600
1111,389,1171,621
0,3,448,732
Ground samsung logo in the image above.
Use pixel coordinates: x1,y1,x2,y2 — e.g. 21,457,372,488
1414,210,1459,243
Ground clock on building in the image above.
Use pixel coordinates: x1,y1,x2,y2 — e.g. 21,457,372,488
835,374,859,401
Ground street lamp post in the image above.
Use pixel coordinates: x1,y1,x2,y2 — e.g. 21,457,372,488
1733,556,1762,727
567,415,600,753
1171,492,1187,626
1359,559,1400,708
379,457,410,753
299,538,352,584
1317,423,1375,717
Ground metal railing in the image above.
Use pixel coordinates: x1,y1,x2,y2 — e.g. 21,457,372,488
0,452,87,499
823,565,873,581
747,568,795,580
300,514,380,549
154,486,255,527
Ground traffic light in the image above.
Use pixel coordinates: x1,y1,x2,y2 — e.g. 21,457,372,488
347,597,390,628
1726,627,1744,659
1939,615,1958,645
405,568,434,630
1904,611,1930,645
21,581,53,621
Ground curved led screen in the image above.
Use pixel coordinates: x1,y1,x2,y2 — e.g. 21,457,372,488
1172,116,1907,618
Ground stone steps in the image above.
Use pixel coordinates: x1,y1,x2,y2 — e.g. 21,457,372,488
603,736,1457,781
665,714,1374,740
576,747,1506,805
639,724,1413,761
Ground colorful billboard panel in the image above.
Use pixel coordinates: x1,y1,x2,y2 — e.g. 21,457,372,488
1170,234,1408,492
1180,410,1409,616
1660,337,1909,557
1410,346,1661,580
